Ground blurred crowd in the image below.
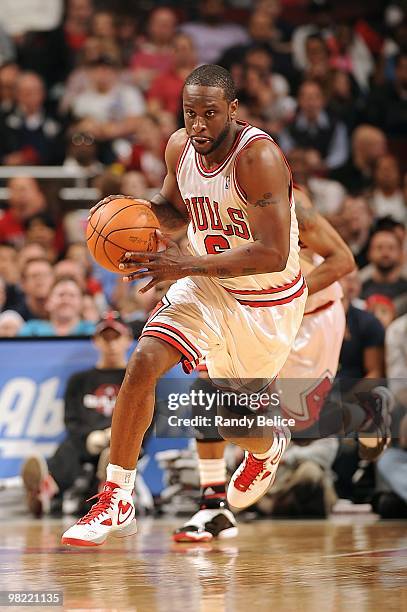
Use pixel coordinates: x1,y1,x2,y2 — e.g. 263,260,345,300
0,1,406,515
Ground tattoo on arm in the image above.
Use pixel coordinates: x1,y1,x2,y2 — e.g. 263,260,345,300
295,200,317,231
150,193,187,231
251,192,280,208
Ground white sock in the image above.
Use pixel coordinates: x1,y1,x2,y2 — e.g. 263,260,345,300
106,463,136,491
198,458,226,487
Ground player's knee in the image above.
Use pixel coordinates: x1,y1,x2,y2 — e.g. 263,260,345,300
124,349,160,389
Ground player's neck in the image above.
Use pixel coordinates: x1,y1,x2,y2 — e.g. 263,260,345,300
201,122,242,168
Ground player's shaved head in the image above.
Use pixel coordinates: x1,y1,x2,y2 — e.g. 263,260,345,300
184,64,236,103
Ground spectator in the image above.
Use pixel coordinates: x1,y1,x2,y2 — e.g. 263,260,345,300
291,0,334,72
287,148,346,217
131,7,177,91
361,229,407,302
364,53,407,137
19,276,95,336
17,242,48,271
331,124,387,193
21,313,132,517
70,55,145,142
0,177,47,248
329,22,374,93
181,0,249,66
338,270,385,382
24,213,58,262
54,256,105,311
332,195,373,269
0,309,24,337
17,257,54,321
0,62,20,115
147,33,197,116
91,10,116,43
279,80,349,172
302,34,332,92
120,171,149,200
63,0,93,63
63,125,104,174
0,71,64,165
125,115,166,188
369,155,406,224
0,241,19,285
365,294,396,329
328,70,362,130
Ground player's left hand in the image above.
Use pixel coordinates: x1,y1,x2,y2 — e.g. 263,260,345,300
119,230,192,292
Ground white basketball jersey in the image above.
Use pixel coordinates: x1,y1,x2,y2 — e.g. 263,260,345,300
176,123,305,307
301,255,343,314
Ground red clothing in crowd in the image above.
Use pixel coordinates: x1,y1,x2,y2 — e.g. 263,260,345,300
147,69,184,115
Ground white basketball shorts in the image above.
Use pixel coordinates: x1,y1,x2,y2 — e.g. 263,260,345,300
141,275,307,390
276,299,346,429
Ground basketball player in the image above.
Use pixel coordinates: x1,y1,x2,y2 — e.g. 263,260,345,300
173,187,393,542
62,64,308,546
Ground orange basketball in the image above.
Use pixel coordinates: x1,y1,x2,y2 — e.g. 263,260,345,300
86,198,160,273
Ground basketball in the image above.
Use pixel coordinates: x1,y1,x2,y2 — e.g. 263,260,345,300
86,198,160,273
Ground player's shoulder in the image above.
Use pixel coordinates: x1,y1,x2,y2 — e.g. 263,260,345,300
165,128,189,169
237,133,284,170
166,128,188,155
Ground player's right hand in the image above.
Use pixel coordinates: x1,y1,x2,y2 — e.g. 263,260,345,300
88,194,152,219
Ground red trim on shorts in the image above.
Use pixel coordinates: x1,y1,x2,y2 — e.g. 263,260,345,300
236,278,306,307
304,300,335,316
141,329,195,374
147,322,202,360
225,271,302,296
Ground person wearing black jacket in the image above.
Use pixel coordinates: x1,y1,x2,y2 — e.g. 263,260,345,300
21,313,132,517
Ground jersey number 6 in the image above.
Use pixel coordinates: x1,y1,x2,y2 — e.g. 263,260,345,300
204,235,231,255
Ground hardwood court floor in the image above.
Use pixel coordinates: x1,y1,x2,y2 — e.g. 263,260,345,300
0,517,406,611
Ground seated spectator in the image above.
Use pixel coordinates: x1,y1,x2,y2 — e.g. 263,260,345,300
288,148,346,217
302,34,333,93
0,242,23,311
0,241,19,286
291,0,335,72
17,242,48,271
147,33,197,117
0,62,20,115
54,255,105,311
329,21,374,93
70,54,145,142
361,229,407,303
63,124,104,174
338,270,385,383
19,276,95,336
63,0,93,65
181,0,249,66
331,195,373,269
369,155,406,224
328,69,362,131
364,53,407,137
125,115,166,188
330,124,387,193
0,176,47,248
24,213,58,262
237,46,294,133
21,313,132,517
16,257,54,321
0,71,64,165
90,9,116,43
365,294,396,329
120,171,149,200
0,309,24,337
130,7,177,91
279,80,349,172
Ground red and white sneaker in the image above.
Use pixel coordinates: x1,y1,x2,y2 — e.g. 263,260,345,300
21,455,58,518
227,428,291,509
61,481,137,547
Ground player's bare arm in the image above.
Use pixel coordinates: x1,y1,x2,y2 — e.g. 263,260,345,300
120,140,292,289
294,187,355,295
89,130,189,234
